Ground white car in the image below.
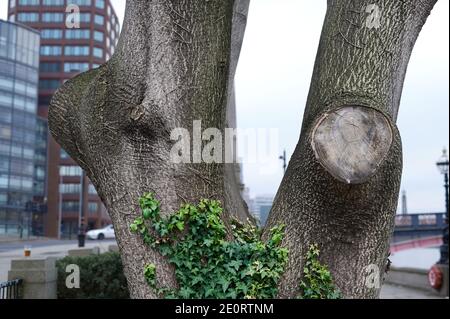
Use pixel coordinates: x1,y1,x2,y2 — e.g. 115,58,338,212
86,225,115,240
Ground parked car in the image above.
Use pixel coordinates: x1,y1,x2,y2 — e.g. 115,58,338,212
86,225,115,240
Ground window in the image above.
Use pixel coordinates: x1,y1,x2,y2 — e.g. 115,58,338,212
60,183,81,194
40,45,61,56
42,13,64,22
62,201,79,212
93,47,103,58
14,80,26,95
0,174,9,188
64,62,89,73
0,93,13,107
9,0,16,9
18,0,39,5
35,166,45,179
39,79,60,90
64,46,89,56
43,0,64,5
94,31,104,42
0,109,12,124
94,14,104,26
95,0,104,9
68,0,91,6
60,148,70,159
41,29,63,39
88,202,98,213
40,62,61,72
88,184,97,194
60,165,82,176
0,125,11,139
0,141,11,156
65,29,90,39
17,13,39,22
79,13,91,23
0,76,14,91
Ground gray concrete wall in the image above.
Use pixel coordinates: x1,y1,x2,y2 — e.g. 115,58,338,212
8,257,57,299
384,266,447,297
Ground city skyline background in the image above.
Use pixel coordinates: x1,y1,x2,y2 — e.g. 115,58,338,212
1,0,448,214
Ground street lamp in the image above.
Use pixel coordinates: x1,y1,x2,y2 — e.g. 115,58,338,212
279,150,287,174
436,148,449,265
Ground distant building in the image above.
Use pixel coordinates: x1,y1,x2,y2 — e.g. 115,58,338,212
0,19,40,237
254,195,274,226
8,0,121,238
401,190,408,215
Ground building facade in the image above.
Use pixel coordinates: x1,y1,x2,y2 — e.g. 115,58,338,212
0,19,40,238
253,195,274,227
7,0,120,238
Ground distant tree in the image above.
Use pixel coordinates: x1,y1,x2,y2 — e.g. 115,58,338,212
49,0,437,298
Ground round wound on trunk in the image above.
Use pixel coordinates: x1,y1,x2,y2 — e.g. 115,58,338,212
311,105,393,184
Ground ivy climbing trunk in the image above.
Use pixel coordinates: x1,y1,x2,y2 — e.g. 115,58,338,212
263,0,437,299
49,0,250,299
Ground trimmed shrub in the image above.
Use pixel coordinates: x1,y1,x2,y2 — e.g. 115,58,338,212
56,252,129,299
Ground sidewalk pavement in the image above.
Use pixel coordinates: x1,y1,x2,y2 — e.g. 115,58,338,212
380,283,443,299
0,240,116,282
0,236,48,243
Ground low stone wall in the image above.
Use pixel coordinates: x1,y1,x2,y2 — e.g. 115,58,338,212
8,257,57,299
385,266,430,291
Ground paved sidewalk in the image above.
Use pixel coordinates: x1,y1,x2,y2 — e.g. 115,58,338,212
0,239,116,282
380,283,443,299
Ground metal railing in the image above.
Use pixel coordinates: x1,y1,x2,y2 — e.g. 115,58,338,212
0,279,23,299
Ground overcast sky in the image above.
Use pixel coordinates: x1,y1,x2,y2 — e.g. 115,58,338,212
1,1,448,214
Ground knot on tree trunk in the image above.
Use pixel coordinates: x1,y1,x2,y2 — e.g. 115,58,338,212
311,105,394,184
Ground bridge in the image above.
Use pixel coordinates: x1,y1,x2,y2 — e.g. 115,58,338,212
391,212,446,252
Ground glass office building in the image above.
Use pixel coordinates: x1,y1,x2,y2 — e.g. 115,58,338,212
0,20,40,237
8,0,120,238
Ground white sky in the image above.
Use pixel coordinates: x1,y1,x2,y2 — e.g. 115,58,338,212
1,1,448,214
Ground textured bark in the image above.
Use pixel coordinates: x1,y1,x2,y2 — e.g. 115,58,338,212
264,0,437,299
49,0,250,299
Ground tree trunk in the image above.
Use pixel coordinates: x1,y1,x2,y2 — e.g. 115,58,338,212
264,0,437,299
49,0,250,298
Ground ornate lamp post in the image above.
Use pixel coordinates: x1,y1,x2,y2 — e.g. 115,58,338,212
436,148,449,265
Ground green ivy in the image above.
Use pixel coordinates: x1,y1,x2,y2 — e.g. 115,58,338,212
298,244,342,299
130,192,289,299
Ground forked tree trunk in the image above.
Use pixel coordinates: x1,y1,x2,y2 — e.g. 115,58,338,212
49,0,250,298
49,0,438,299
263,0,437,298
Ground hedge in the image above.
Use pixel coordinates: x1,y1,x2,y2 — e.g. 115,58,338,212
56,252,130,299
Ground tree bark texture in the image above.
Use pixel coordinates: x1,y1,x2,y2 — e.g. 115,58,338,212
49,0,250,299
264,0,437,299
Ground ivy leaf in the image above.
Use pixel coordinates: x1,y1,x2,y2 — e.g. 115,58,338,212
228,260,242,271
176,221,185,231
203,239,214,247
179,287,194,299
191,276,203,286
218,276,230,293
